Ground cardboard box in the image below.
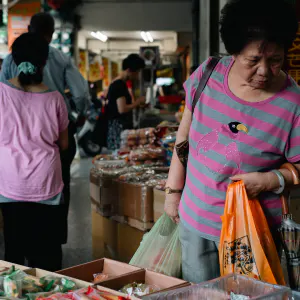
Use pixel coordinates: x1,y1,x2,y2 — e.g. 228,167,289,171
90,169,119,217
92,210,118,260
127,218,154,232
0,260,28,271
98,269,190,298
153,189,165,222
117,223,145,263
118,182,154,223
25,268,91,288
57,258,142,283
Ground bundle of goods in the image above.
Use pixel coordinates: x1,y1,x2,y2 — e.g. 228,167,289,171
119,170,168,187
71,286,127,300
161,132,176,166
120,128,157,150
118,170,168,187
129,146,165,165
34,286,128,300
0,266,78,299
92,155,129,178
130,162,167,172
120,282,160,297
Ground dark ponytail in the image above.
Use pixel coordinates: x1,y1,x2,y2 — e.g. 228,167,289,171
12,33,49,87
18,69,44,86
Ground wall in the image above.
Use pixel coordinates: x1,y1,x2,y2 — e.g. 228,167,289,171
80,1,192,32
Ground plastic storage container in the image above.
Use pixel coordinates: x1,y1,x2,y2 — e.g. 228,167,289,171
144,274,291,300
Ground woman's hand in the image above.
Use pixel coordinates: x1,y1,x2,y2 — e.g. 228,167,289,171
230,172,279,199
137,96,146,106
164,193,181,224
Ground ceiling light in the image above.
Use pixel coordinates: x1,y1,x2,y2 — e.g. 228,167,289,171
141,31,148,43
146,32,153,43
91,31,108,42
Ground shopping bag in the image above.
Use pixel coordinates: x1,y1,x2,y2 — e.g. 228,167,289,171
219,181,285,285
129,213,182,278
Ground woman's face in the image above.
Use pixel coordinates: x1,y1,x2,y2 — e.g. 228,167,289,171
233,40,285,90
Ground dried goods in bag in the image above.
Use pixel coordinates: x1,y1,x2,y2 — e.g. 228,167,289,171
129,213,181,278
219,181,285,285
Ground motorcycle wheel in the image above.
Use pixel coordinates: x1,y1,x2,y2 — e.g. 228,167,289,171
79,132,102,157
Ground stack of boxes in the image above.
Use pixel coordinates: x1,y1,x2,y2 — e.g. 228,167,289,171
90,168,166,263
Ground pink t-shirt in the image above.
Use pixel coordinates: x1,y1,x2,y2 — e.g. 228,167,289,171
0,82,69,201
179,56,300,241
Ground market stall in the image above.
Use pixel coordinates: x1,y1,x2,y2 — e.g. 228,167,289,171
0,259,298,299
90,124,177,262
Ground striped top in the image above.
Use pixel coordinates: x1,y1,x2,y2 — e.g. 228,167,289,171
179,56,300,241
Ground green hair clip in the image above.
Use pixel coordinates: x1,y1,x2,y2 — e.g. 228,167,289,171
17,62,37,75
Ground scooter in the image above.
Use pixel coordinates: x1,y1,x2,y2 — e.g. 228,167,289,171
74,103,105,157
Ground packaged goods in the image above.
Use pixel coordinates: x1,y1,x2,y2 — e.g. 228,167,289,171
26,291,56,300
94,160,128,170
3,268,26,298
34,292,73,300
92,273,110,284
119,282,160,297
73,286,127,300
118,171,168,187
121,128,157,149
22,277,43,294
92,154,118,164
129,147,165,162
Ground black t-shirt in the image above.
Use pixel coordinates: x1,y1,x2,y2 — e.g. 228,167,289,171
107,79,133,129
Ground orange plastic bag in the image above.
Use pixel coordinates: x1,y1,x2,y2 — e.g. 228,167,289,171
219,181,285,285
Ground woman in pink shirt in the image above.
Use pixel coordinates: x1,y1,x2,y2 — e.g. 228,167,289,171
0,33,68,270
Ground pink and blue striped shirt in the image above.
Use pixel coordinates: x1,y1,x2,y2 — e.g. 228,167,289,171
179,56,300,241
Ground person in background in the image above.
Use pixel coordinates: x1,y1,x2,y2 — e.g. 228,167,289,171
1,12,90,245
165,0,299,283
0,33,68,270
107,54,145,150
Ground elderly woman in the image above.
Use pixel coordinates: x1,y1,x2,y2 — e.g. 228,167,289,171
165,0,300,283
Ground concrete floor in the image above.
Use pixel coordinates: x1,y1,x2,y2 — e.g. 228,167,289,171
62,158,93,268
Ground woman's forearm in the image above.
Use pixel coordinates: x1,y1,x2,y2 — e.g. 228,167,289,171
166,106,192,189
167,150,186,189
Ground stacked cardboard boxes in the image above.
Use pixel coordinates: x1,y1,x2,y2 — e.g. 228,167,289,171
91,209,145,263
90,166,166,263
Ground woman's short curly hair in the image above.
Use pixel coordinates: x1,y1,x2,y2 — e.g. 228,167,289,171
220,0,298,55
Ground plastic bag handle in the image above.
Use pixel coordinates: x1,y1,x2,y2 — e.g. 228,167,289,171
279,163,300,215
